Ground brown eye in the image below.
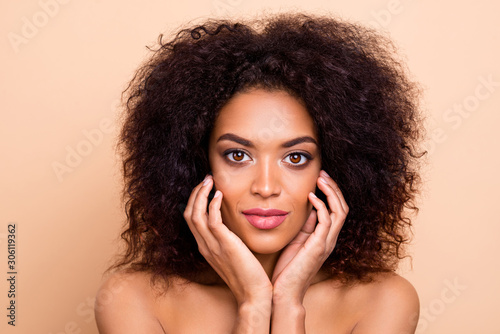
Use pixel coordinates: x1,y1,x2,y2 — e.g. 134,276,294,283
225,150,250,163
284,152,310,166
289,154,302,164
232,151,244,161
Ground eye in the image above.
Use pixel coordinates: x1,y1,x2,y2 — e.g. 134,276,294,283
283,152,310,166
225,150,251,163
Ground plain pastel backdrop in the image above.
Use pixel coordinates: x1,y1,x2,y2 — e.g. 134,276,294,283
1,0,499,333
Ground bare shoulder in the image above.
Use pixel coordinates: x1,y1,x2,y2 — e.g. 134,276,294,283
94,270,166,334
351,272,420,333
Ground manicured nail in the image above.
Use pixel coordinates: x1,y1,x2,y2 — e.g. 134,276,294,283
213,190,221,198
320,177,328,184
203,175,211,186
321,170,330,178
310,192,317,198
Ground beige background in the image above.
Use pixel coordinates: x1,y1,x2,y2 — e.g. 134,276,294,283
1,0,499,333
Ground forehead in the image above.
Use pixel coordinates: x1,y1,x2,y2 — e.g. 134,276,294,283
211,89,317,143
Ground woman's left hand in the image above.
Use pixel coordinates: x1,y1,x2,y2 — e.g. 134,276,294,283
271,170,349,305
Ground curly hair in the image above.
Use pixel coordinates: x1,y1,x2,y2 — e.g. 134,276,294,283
113,13,424,284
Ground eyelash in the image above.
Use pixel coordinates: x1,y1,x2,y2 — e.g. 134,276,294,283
223,150,312,167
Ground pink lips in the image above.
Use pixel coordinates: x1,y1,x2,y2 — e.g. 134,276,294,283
242,208,289,230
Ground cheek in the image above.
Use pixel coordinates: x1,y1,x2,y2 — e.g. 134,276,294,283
284,171,318,213
212,168,243,196
212,171,247,219
211,168,232,191
286,171,318,196
209,154,245,191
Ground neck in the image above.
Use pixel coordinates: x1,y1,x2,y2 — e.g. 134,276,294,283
197,251,282,286
198,249,329,287
254,250,331,285
253,251,282,280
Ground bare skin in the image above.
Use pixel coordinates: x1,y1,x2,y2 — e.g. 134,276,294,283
95,90,419,334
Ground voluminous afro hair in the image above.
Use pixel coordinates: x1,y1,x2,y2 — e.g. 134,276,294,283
114,13,424,284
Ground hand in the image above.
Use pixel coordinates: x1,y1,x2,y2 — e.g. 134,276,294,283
183,175,272,305
271,170,349,304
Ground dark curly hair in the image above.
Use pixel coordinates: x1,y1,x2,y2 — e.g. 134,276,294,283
112,13,424,284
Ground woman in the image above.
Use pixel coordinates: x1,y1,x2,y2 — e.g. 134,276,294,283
96,13,424,333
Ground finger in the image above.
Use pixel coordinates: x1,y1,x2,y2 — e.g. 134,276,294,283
184,176,215,250
183,176,208,222
190,177,221,247
207,190,226,238
288,209,317,245
301,209,317,234
308,192,343,256
308,192,332,239
191,176,213,220
317,176,348,220
195,189,225,256
317,175,347,247
325,210,345,248
207,191,250,250
320,170,349,214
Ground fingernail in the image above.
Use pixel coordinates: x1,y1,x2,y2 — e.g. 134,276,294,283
310,192,317,198
321,170,330,178
203,175,211,186
320,177,328,184
213,190,221,198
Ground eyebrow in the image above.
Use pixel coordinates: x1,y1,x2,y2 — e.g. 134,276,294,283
216,133,318,148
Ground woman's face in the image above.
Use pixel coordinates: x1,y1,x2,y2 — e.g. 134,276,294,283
208,89,321,255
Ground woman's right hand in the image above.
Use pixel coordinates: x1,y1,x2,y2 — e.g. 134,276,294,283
183,175,273,308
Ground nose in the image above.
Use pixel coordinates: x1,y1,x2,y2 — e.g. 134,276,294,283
250,158,281,198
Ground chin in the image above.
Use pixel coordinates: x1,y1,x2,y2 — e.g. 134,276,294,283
238,230,293,255
248,244,284,255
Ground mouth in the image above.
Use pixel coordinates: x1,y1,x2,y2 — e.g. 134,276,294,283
242,208,289,230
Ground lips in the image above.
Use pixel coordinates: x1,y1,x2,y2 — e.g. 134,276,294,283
242,208,288,230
